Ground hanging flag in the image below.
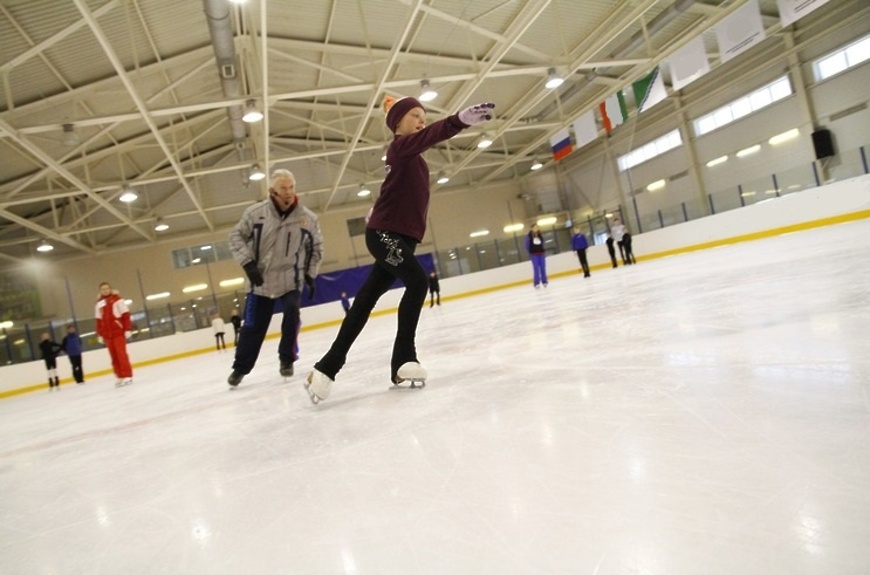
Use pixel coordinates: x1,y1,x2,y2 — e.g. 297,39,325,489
715,0,766,64
573,111,598,148
669,36,710,91
632,67,667,113
549,128,573,161
599,91,628,133
777,0,831,27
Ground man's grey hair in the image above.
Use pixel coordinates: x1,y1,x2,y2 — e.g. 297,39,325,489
270,169,295,186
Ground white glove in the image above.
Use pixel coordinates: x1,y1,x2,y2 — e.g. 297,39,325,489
458,102,495,126
124,331,132,340
97,336,104,345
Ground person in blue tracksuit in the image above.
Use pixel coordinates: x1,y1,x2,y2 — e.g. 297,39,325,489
526,224,548,288
571,226,591,278
61,324,85,384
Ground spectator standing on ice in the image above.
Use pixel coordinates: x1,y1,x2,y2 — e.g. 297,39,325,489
95,282,133,386
525,223,548,288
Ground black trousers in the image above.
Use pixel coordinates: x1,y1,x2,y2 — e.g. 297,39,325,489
623,235,636,264
575,249,590,276
316,229,428,381
69,355,84,383
232,290,301,375
606,240,618,267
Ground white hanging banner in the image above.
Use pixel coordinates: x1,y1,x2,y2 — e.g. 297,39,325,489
669,36,710,91
715,0,766,63
777,0,832,27
572,111,598,149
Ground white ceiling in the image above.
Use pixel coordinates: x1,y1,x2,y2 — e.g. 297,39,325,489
0,0,786,263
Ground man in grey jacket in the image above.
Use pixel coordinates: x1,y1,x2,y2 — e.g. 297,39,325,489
227,169,323,387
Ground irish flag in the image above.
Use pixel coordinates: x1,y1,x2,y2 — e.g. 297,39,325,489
599,91,628,133
549,128,573,161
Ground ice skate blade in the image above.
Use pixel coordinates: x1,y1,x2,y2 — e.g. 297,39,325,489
304,371,331,405
391,378,426,389
303,380,322,404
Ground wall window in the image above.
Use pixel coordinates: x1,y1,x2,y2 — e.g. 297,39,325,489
617,129,683,172
693,76,793,137
813,34,870,81
171,241,234,269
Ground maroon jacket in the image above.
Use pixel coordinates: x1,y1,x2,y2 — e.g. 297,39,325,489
367,114,467,241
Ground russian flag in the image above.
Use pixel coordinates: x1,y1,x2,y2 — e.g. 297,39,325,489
549,128,573,161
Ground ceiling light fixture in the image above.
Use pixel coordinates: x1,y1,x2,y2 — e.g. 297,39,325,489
418,79,438,102
242,99,264,123
545,67,564,89
530,158,543,171
61,123,80,146
436,172,450,184
477,133,493,149
119,184,138,203
736,144,761,158
154,217,169,232
36,239,54,253
357,183,371,197
249,164,266,181
646,179,666,192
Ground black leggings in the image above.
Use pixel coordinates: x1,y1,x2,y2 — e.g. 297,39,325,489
315,229,428,381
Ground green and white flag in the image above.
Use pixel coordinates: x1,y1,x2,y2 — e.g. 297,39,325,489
632,67,667,113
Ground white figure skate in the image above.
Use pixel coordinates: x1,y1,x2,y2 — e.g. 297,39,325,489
392,362,427,389
304,369,332,405
115,377,133,387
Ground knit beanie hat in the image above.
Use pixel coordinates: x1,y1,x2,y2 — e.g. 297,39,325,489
385,96,423,132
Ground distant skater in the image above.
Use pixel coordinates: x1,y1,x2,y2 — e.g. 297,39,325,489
428,271,441,307
571,226,591,278
623,231,637,264
61,324,85,384
212,314,227,351
606,235,618,268
40,333,63,391
230,310,242,346
611,218,629,265
526,223,548,288
95,281,133,387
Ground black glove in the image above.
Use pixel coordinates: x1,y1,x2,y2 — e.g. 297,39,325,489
304,274,316,300
243,261,264,287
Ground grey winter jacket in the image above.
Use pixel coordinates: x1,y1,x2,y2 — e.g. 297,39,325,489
228,198,324,299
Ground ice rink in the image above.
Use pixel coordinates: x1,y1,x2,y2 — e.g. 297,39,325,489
1,219,869,575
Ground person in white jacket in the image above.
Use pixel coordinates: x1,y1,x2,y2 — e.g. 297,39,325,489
226,169,324,388
211,315,226,351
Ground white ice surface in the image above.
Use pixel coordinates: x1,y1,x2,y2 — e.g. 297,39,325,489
1,220,869,575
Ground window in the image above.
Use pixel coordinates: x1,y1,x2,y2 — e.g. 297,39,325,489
617,129,683,171
813,35,870,81
171,241,234,269
693,76,793,136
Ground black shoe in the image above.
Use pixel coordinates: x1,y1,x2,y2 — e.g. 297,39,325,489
279,362,294,377
227,371,245,387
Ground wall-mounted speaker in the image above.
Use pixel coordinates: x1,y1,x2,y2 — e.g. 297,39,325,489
811,129,834,159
